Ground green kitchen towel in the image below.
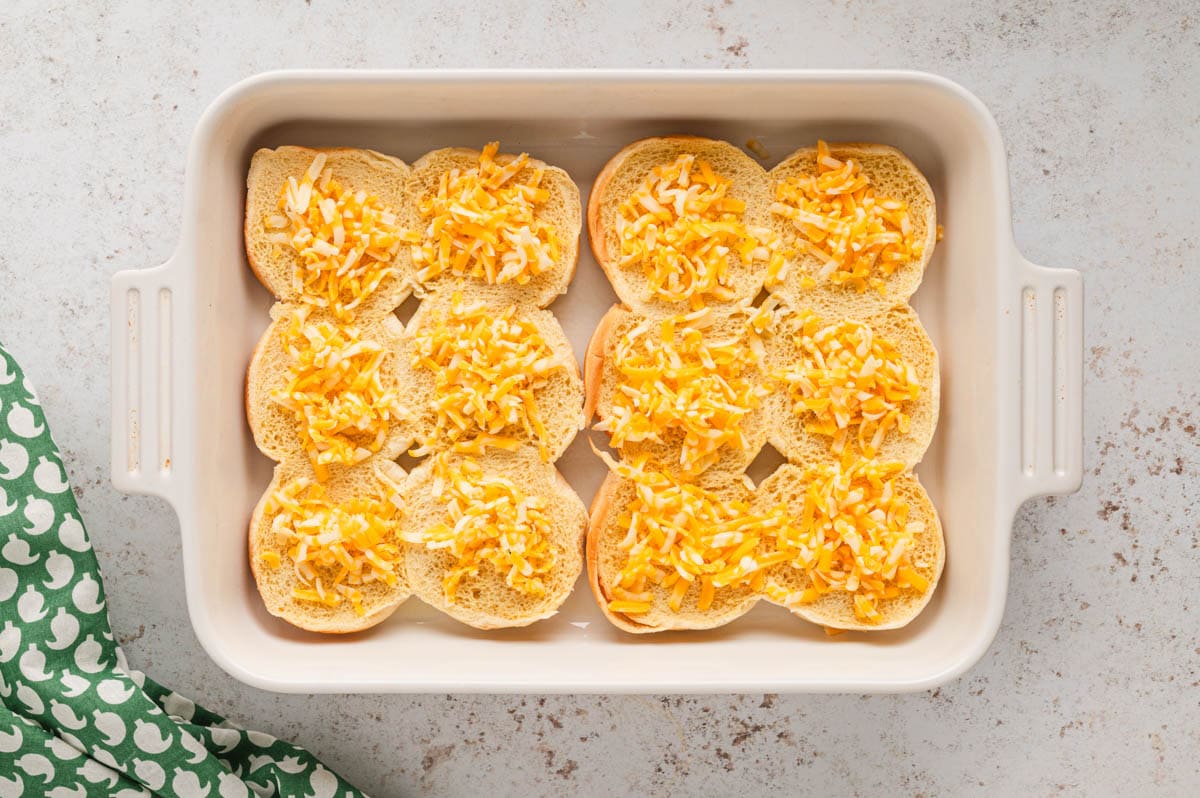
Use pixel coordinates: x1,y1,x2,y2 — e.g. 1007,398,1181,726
0,343,369,798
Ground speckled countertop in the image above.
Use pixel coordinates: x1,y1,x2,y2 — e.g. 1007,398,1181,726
1,1,1197,795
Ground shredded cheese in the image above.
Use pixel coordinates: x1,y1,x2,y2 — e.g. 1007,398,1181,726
763,459,930,623
774,311,921,457
403,453,556,602
412,142,560,286
598,451,793,616
270,307,405,481
616,154,783,310
264,477,402,616
410,293,566,460
596,307,769,475
266,153,404,319
768,140,923,293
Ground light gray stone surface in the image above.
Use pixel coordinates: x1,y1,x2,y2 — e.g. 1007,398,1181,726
1,1,1197,795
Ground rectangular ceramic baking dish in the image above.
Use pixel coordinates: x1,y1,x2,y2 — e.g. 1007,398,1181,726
110,70,1082,693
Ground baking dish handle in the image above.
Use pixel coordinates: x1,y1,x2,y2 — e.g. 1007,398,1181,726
110,258,180,502
1013,256,1083,505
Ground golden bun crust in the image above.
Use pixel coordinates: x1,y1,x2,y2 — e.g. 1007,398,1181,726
766,142,937,318
248,459,411,634
584,303,769,477
244,303,415,470
397,295,585,462
588,136,773,316
402,146,581,308
244,146,413,319
586,470,761,633
764,302,940,468
755,463,945,631
401,447,587,629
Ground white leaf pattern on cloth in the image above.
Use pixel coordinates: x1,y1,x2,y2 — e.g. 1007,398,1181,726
5,537,40,567
56,513,88,552
0,567,15,602
50,699,86,730
133,758,167,791
44,733,84,761
32,456,70,494
0,772,23,798
44,550,74,589
135,719,173,754
47,607,80,651
0,438,29,480
46,785,87,798
97,678,135,705
0,722,20,752
22,496,54,535
6,404,44,438
16,751,54,782
19,645,52,681
71,573,104,614
0,622,18,662
59,671,89,697
16,682,44,714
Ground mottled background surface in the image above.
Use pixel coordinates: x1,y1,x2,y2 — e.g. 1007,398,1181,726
1,1,1197,795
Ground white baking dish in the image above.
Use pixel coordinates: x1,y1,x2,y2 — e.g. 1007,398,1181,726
110,70,1082,693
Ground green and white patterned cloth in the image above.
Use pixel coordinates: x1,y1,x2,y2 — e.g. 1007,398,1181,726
0,343,368,797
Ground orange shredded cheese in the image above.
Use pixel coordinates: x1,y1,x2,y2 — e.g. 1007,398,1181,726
616,154,782,310
265,477,403,616
769,140,922,293
598,451,793,615
775,311,921,457
270,307,405,481
763,459,930,623
403,453,556,602
266,153,404,319
412,142,560,286
410,294,567,460
596,307,769,475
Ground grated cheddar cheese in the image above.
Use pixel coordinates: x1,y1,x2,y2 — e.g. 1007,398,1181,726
763,459,930,623
775,311,921,457
598,451,793,616
410,294,567,460
270,307,406,481
263,477,402,616
596,307,769,475
403,453,556,602
412,142,560,286
768,140,923,293
266,153,404,319
616,154,783,310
